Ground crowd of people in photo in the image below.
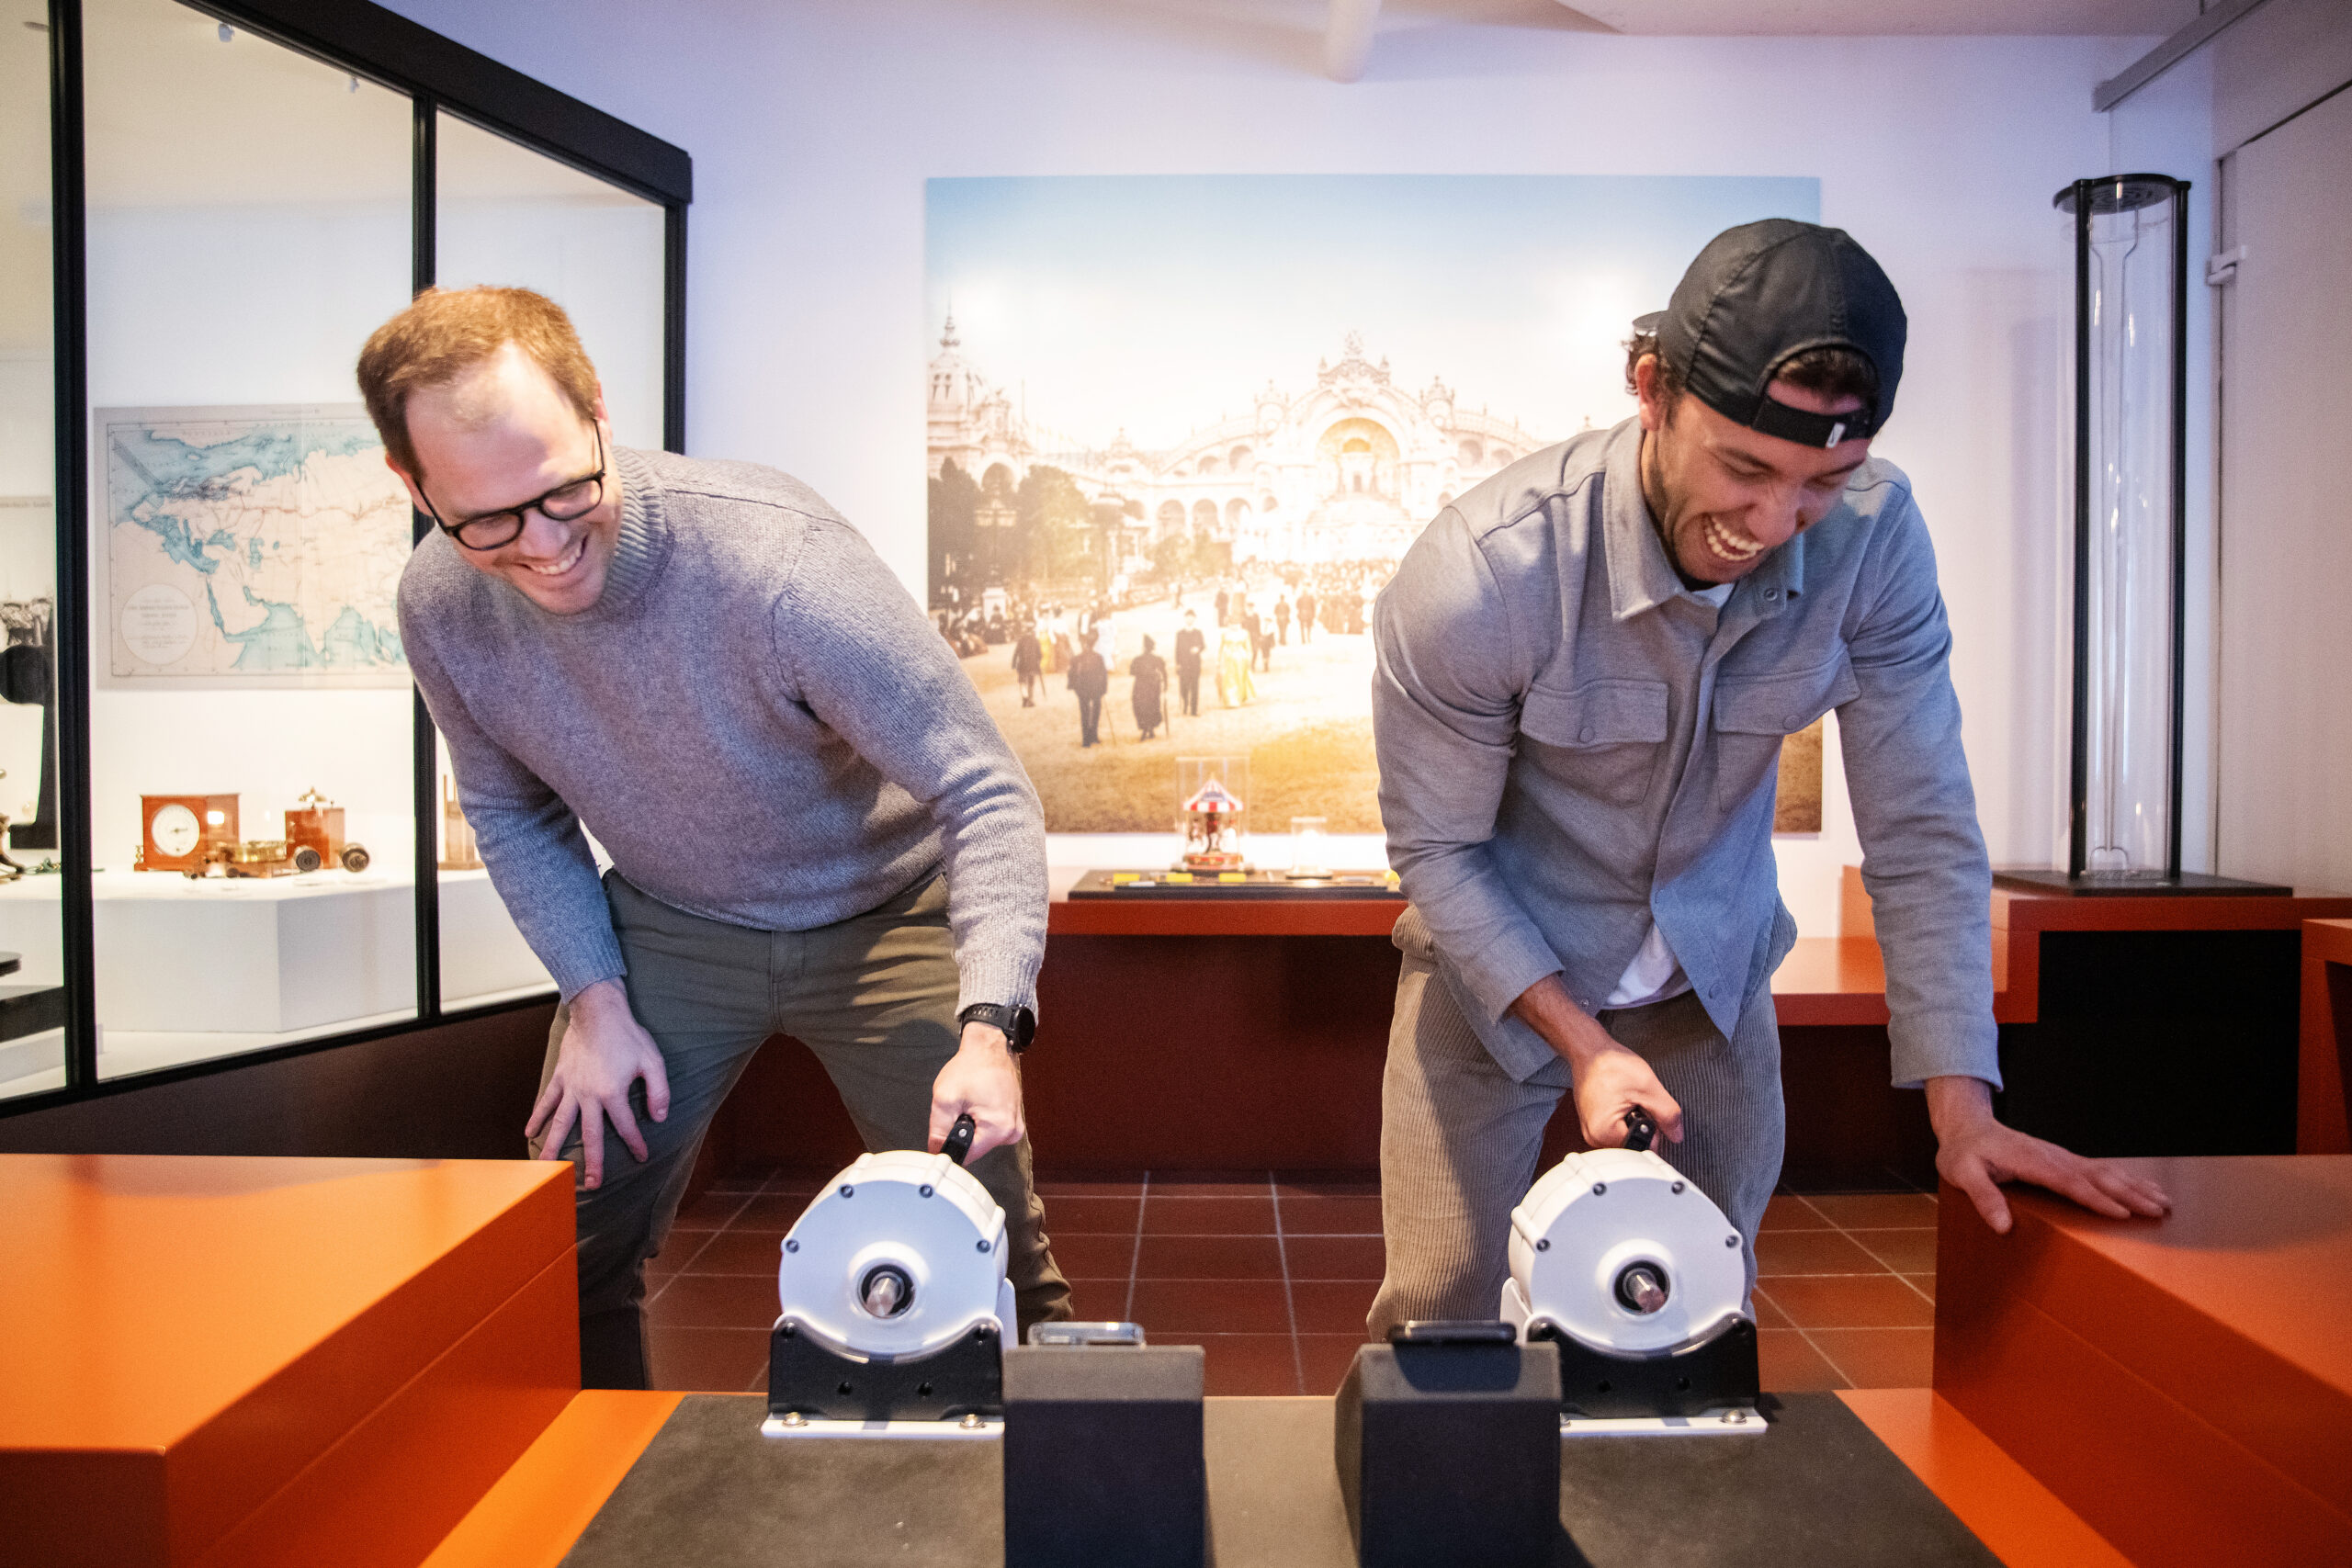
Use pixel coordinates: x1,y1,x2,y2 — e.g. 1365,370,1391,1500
933,557,1399,752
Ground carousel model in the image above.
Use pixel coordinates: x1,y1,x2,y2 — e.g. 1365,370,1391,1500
1179,773,1246,872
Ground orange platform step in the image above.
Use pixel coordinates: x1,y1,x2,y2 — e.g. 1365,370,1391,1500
1935,1155,2352,1567
0,1154,579,1568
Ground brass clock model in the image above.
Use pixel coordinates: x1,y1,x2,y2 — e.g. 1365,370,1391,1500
152,804,199,858
140,794,239,874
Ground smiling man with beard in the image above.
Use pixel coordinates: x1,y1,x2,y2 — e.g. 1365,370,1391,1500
1367,220,2167,1335
363,287,1069,1387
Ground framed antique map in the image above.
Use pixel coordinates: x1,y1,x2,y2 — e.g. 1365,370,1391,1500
97,404,411,688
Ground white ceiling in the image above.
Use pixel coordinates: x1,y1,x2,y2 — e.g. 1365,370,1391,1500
1148,0,2197,36
1546,0,2199,35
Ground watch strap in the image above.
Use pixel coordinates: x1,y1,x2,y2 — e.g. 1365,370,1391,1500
956,1001,1035,1053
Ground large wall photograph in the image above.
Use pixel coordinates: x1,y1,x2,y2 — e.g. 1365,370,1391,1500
925,175,1825,835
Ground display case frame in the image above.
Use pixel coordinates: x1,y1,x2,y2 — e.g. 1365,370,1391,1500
7,0,690,1114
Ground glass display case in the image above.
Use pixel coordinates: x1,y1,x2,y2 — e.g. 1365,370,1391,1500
0,0,67,1097
0,0,689,1106
431,107,667,1012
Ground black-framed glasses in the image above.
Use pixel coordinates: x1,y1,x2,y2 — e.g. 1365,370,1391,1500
421,423,606,551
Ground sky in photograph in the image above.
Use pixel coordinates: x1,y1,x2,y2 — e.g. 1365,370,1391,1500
926,175,1820,454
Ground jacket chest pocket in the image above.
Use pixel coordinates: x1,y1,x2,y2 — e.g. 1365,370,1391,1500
1711,651,1859,811
1519,679,1671,808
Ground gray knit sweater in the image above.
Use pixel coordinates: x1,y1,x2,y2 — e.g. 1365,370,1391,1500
399,446,1047,1013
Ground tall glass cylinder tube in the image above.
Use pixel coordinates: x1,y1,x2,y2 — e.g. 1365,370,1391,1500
2057,175,2189,882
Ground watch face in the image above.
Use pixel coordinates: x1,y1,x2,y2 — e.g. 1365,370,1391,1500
151,803,200,858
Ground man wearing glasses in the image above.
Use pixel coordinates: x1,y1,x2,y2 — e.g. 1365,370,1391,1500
361,286,1069,1387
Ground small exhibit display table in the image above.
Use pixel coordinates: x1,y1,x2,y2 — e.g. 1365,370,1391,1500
718,869,2352,1179
525,1392,1999,1568
1066,867,1404,899
420,1387,2122,1568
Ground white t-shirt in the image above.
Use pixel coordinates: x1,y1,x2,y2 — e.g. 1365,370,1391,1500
1602,579,1734,1011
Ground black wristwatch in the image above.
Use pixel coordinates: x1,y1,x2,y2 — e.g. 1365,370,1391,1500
956,1001,1035,1053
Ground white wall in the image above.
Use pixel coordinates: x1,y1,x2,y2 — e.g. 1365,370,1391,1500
374,0,2162,934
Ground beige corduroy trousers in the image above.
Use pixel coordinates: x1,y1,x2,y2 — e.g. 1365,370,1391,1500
1368,908,1785,1338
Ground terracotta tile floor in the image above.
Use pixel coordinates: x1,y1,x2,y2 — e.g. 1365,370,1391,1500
643,1170,1936,1397
1753,1190,1940,1392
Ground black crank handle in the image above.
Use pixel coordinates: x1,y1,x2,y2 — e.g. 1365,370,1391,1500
1623,1105,1657,1154
943,1111,977,1167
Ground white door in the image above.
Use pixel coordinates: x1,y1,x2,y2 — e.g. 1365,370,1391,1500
2214,83,2352,888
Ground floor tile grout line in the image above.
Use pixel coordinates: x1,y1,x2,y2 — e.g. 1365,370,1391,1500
650,1226,721,1301
1771,1204,1935,1382
1757,1281,1859,1390
1792,1319,1859,1388
1828,1206,1934,1305
1270,1171,1305,1394
1124,1170,1148,1324
647,1223,724,1309
1765,1184,1939,1393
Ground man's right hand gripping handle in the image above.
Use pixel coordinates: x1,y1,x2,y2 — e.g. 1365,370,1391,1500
1508,973,1685,1150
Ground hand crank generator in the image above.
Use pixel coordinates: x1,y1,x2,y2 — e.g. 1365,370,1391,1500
1499,1111,1763,1435
763,1114,1013,1438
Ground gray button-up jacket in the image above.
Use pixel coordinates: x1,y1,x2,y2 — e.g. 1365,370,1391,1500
1372,417,1997,1089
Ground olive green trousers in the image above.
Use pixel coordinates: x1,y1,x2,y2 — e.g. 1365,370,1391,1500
532,870,1070,1388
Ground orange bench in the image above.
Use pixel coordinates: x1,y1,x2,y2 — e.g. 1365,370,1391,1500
0,1155,576,1568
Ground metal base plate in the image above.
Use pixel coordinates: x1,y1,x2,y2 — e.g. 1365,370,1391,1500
760,1414,1002,1440
1530,1314,1762,1422
1561,1406,1765,1438
767,1315,1003,1426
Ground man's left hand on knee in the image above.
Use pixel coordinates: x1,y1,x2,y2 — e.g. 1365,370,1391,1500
930,1022,1025,1161
1928,1075,2172,1235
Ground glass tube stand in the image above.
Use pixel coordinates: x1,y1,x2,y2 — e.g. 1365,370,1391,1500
1996,174,2285,897
2064,174,2188,885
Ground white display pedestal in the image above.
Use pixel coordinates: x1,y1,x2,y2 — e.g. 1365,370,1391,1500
0,868,550,1038
94,869,414,1032
435,868,557,1007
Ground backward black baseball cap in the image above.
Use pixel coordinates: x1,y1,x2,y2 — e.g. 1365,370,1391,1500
1641,219,1906,448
